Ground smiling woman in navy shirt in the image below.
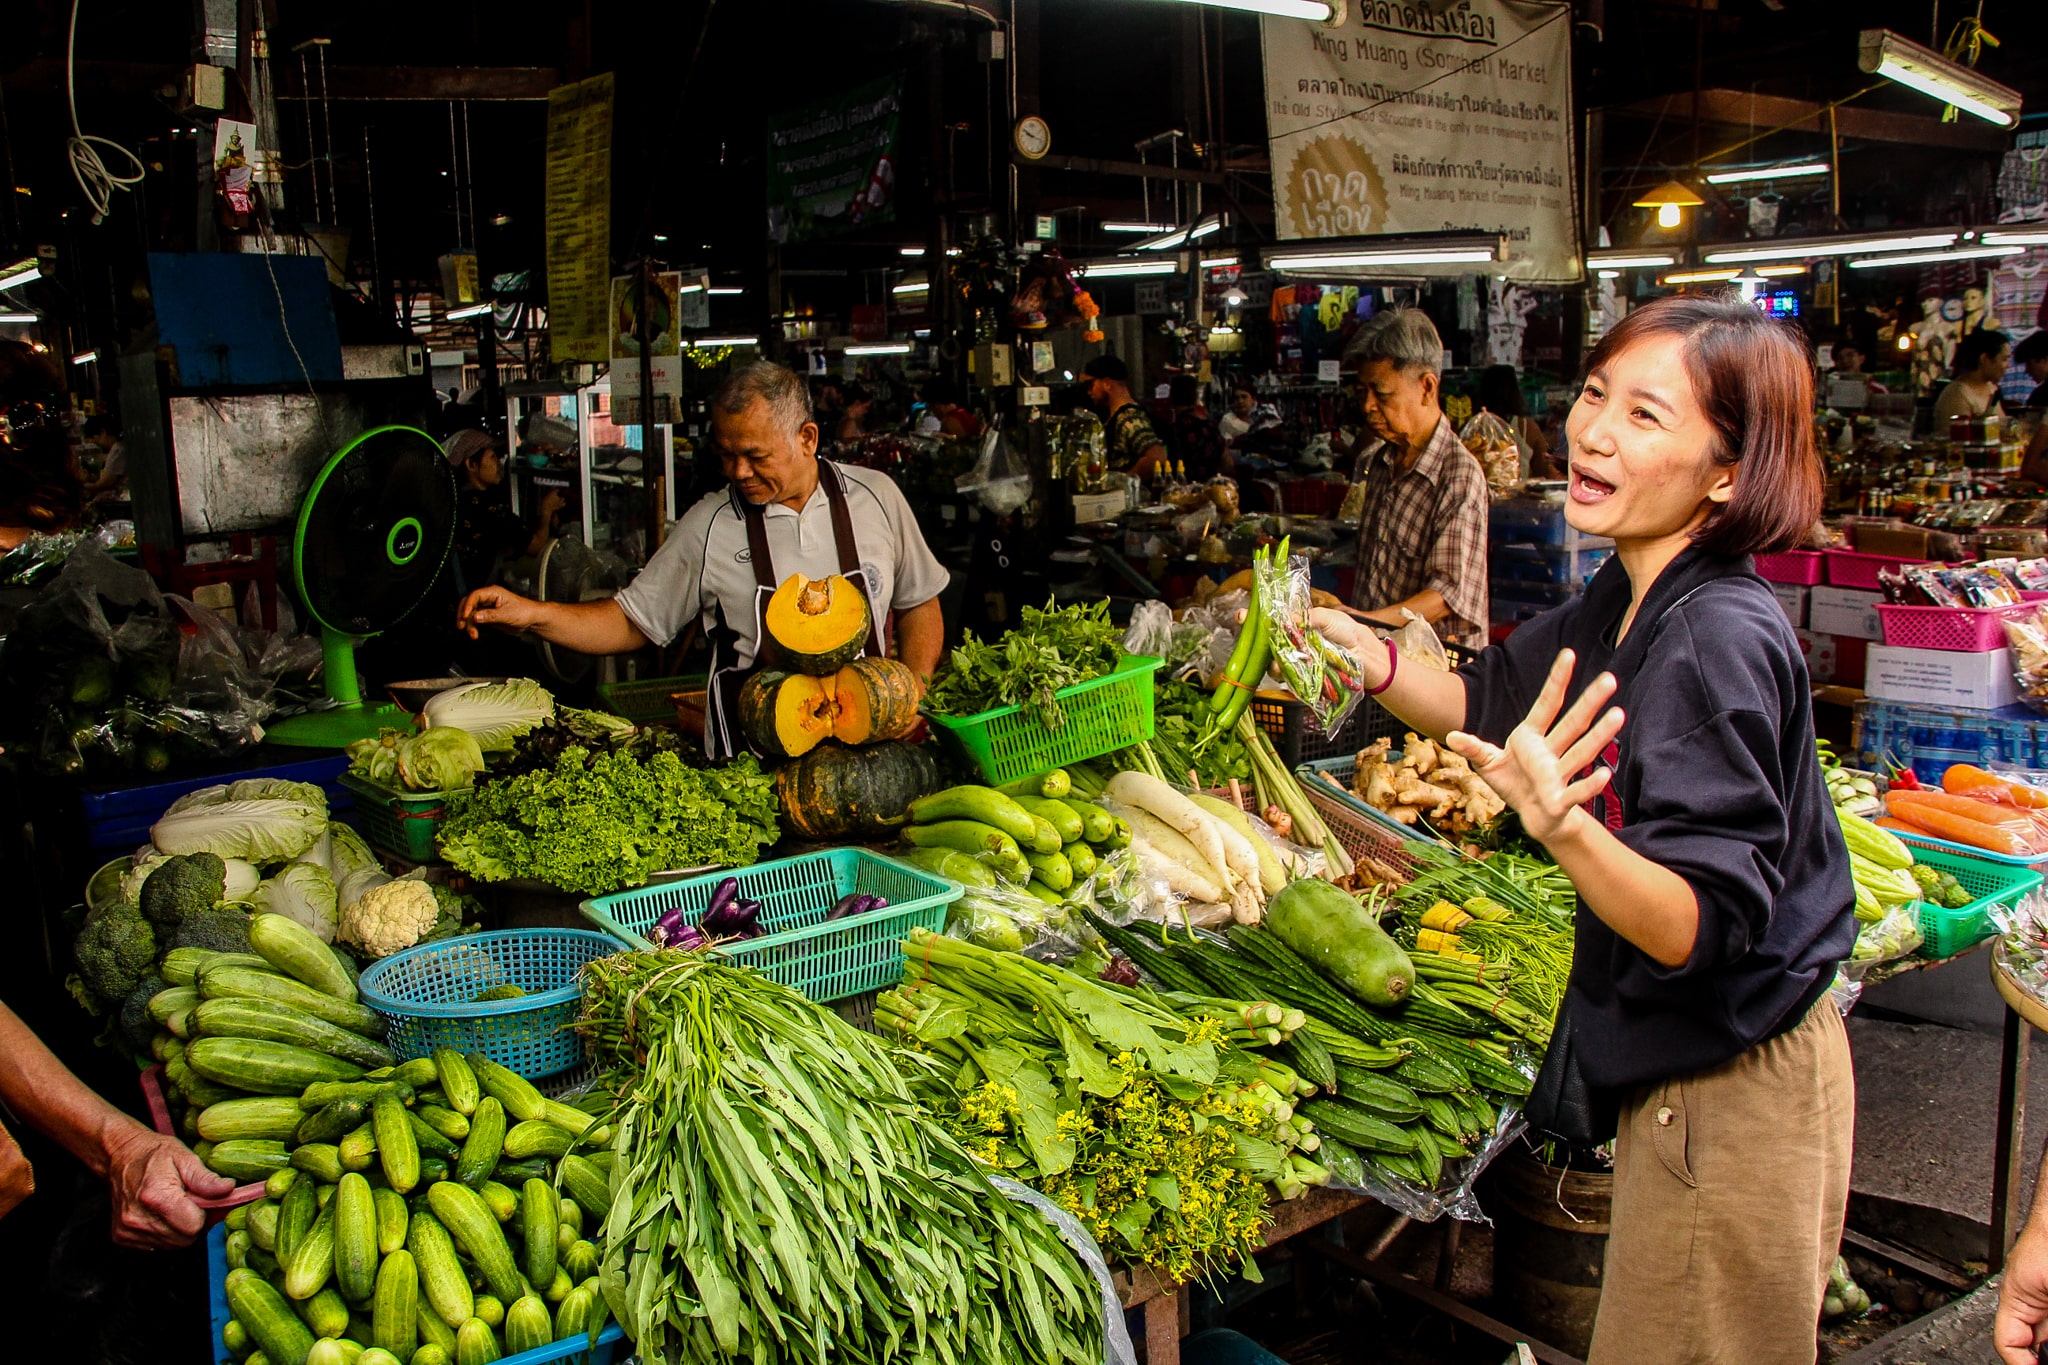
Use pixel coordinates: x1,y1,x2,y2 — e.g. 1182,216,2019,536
1315,294,1855,1362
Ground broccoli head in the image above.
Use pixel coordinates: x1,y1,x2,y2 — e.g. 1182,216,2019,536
75,905,157,1003
170,905,255,955
117,972,167,1055
139,852,228,930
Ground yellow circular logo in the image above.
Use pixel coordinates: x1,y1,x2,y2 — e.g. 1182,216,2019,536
1283,135,1390,239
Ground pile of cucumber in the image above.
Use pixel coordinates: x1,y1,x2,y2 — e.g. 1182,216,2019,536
895,766,1129,906
216,1048,616,1365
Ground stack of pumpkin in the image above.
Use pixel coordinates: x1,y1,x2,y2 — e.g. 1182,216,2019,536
740,573,938,841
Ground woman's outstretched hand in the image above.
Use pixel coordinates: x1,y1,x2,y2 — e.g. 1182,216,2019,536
1444,649,1624,845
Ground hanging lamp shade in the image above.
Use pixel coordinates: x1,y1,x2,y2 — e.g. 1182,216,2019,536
1633,181,1705,210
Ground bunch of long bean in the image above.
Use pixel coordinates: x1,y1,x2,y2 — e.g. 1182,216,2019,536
576,951,1106,1365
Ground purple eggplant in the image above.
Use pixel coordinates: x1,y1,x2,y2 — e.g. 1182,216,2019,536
672,924,708,951
827,893,867,921
649,905,689,948
705,877,741,921
703,893,762,938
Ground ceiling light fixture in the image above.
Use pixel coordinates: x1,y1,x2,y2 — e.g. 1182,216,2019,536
1586,252,1679,268
1075,259,1180,278
1985,229,2048,246
1597,270,1621,279
1703,231,1958,264
71,350,96,365
1859,28,2022,127
685,336,761,348
1703,162,1831,185
0,261,40,292
1169,0,1333,18
446,302,492,320
1847,244,2026,270
891,281,929,295
846,342,913,356
708,286,744,295
1267,247,1496,269
1661,264,1810,285
1101,222,1173,234
899,246,925,257
1633,181,1705,229
0,312,35,324
1201,255,1240,269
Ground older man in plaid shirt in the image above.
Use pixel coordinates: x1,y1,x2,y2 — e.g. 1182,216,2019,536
1345,309,1489,649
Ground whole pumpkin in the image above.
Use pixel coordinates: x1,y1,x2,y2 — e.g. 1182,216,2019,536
773,740,938,840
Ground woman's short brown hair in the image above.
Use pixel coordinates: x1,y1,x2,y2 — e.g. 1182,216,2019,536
1581,293,1821,557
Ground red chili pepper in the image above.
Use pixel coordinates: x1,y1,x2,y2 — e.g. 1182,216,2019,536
1888,769,1921,791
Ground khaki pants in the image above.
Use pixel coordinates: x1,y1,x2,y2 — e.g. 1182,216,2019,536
1588,998,1855,1365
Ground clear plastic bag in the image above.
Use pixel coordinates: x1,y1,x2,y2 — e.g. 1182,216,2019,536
1253,549,1365,731
1388,609,1452,673
1334,1102,1528,1224
943,875,1106,966
2004,606,2048,715
954,419,1033,516
1121,600,1175,660
985,1175,1139,1365
1461,409,1523,497
1845,903,1924,979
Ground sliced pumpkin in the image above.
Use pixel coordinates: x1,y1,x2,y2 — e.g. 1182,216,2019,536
832,657,921,744
765,573,872,676
738,669,836,759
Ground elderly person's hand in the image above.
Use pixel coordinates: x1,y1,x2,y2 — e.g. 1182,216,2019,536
99,1122,234,1249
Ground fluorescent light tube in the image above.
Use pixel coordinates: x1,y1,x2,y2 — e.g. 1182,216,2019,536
1848,244,2025,269
1860,29,2022,127
1201,256,1240,269
846,343,913,355
446,302,492,320
0,262,40,292
892,282,929,295
1597,270,1621,279
686,336,760,348
1102,222,1172,234
0,312,34,324
1268,248,1495,268
1703,163,1830,185
1076,259,1179,278
1172,0,1332,18
676,283,704,295
1585,253,1678,268
1985,229,2048,246
1703,232,1957,263
71,350,97,364
899,247,925,257
708,287,744,295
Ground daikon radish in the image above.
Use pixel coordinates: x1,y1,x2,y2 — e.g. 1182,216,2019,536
1108,771,1238,895
1114,804,1227,902
1188,793,1286,897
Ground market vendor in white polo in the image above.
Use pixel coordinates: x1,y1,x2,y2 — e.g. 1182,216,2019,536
456,360,949,759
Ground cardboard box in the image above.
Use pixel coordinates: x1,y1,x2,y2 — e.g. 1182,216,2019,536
1810,586,1885,641
1865,643,2019,711
1795,629,1839,685
1769,582,1810,629
1852,524,1934,561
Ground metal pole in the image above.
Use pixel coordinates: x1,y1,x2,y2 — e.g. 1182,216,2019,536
637,255,658,553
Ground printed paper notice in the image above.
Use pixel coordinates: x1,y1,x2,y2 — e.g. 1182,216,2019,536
545,74,615,363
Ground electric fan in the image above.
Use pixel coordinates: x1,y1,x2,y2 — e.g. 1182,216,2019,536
530,531,625,684
266,425,458,748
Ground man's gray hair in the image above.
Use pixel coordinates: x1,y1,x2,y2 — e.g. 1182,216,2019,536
712,360,815,435
1343,308,1444,377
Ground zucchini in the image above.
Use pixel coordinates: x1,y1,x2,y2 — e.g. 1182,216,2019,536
160,946,219,986
187,1037,365,1096
500,1121,574,1162
407,1208,473,1330
454,1319,500,1365
249,913,359,1001
277,1177,317,1263
455,1098,504,1188
200,1097,308,1144
296,1285,350,1340
415,1105,470,1142
207,1139,292,1182
477,1180,519,1223
371,1248,419,1358
518,1179,558,1289
372,1184,409,1255
373,1089,421,1193
334,1172,379,1304
503,1296,551,1356
200,967,384,1036
1056,797,1117,844
406,1111,460,1159
432,1048,479,1117
557,1154,609,1221
282,1196,338,1299
465,1055,544,1123
192,998,397,1070
296,1097,371,1147
247,1198,281,1251
414,1304,459,1357
290,1142,344,1184
428,1180,523,1301
906,786,1043,849
225,1267,317,1365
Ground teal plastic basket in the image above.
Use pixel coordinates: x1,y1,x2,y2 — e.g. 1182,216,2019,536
355,929,618,1078
1893,838,2045,959
579,849,962,1003
924,654,1163,785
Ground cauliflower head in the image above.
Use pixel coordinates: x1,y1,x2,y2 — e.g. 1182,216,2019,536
340,879,441,958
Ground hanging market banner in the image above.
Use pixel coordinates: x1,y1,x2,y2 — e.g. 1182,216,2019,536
765,75,902,244
1262,2,1578,283
544,73,615,363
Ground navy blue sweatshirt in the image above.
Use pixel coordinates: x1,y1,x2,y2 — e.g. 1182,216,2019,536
1457,545,1856,1091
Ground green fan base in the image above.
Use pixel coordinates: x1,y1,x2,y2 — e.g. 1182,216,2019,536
266,701,409,749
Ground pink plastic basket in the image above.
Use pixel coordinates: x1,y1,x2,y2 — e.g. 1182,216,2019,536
140,1066,267,1221
1874,601,2038,652
1825,548,1928,590
1754,550,1824,585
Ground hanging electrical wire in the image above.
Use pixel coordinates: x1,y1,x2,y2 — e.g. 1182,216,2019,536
65,0,146,223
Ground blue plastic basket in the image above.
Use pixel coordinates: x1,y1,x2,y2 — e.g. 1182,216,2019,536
580,848,962,1004
205,1223,625,1365
355,929,618,1078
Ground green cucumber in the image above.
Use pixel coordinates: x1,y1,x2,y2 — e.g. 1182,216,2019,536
191,998,396,1070
407,1209,473,1330
371,1249,418,1358
894,846,1000,888
432,1048,479,1116
518,1179,558,1289
225,1268,317,1365
1056,797,1116,844
1012,794,1084,844
248,914,358,1001
371,1185,409,1255
199,967,383,1036
206,1139,292,1182
901,819,1028,866
186,1037,366,1096
465,1055,544,1123
455,1097,505,1188
373,1090,420,1194
199,1096,308,1144
1022,850,1073,892
295,1097,370,1147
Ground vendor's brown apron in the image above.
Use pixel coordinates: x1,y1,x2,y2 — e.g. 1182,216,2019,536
703,462,876,760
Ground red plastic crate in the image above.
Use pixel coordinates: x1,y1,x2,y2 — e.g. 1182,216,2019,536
1825,548,1928,590
1754,550,1824,585
139,1066,266,1222
1874,601,2037,652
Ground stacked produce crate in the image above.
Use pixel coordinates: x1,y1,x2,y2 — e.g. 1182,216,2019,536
1487,499,1612,632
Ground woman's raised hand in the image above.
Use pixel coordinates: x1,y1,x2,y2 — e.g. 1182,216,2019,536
1445,649,1624,845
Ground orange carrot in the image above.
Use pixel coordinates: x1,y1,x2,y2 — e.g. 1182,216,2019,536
1885,806,2037,856
1874,817,1919,833
1943,763,2048,810
1888,789,2036,829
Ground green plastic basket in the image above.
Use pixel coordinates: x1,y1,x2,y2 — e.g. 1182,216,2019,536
595,673,707,724
1896,839,2044,959
579,848,963,1003
924,654,1164,786
337,772,453,862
